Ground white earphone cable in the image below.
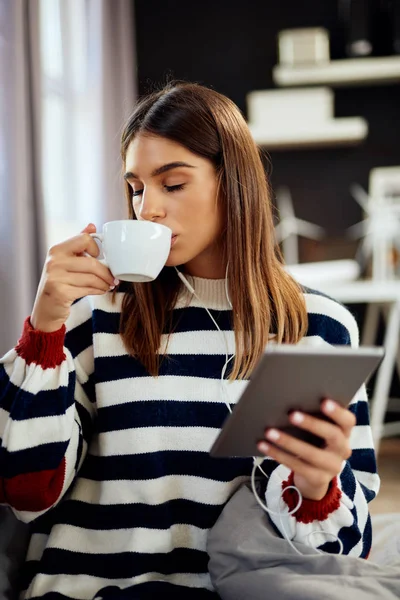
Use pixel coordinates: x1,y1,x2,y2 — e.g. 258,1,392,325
174,266,343,556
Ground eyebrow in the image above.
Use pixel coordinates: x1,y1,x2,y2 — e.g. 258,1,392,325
123,161,196,181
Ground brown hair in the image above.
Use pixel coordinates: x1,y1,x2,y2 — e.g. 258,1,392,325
119,82,307,380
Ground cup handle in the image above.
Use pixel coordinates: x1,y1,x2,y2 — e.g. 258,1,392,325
89,232,108,267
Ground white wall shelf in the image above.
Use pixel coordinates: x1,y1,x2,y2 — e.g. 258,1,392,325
273,55,400,87
249,117,368,150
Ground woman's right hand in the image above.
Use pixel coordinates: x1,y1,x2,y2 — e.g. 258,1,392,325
31,224,116,333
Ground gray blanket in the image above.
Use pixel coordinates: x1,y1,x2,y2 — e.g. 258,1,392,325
0,507,30,600
207,484,400,600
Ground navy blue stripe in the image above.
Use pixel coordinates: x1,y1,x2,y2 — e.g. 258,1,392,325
0,440,69,477
65,318,93,359
20,560,38,596
321,502,365,556
95,354,233,381
340,461,357,501
82,372,96,404
75,400,94,442
94,582,218,600
80,451,252,482
92,307,232,335
33,547,209,579
320,521,363,556
92,309,120,334
349,448,377,475
97,400,229,432
26,585,218,600
0,363,14,412
359,481,376,503
35,497,227,532
349,401,370,426
306,313,350,346
362,513,372,558
74,420,84,473
0,369,75,420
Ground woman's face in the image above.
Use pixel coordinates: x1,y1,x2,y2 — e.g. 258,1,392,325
124,134,224,278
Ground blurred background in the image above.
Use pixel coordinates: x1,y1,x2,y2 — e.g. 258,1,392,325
0,0,399,517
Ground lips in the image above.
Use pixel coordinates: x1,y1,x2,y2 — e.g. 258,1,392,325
171,234,178,247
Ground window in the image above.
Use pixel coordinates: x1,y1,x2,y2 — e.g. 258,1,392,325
39,0,103,246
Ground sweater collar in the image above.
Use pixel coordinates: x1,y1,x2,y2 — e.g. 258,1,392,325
177,275,231,310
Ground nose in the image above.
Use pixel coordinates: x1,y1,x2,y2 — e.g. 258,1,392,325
137,189,166,222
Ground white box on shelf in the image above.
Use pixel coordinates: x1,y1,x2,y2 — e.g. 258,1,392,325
273,55,400,87
278,27,330,66
247,87,334,128
248,118,368,149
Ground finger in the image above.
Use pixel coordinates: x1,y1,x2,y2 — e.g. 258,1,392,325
57,256,116,286
52,233,100,258
289,410,349,453
70,286,109,299
321,399,357,437
64,273,113,293
80,223,96,234
264,428,342,473
257,441,329,489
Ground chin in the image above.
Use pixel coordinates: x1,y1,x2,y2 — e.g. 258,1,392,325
164,248,194,268
165,256,186,268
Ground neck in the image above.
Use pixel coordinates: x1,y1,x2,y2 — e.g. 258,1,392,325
183,245,226,279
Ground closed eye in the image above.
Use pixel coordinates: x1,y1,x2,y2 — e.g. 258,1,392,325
165,184,185,193
132,184,185,197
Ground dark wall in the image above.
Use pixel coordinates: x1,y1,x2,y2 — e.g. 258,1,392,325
134,0,400,245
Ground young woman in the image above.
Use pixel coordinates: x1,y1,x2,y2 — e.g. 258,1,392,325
0,82,379,600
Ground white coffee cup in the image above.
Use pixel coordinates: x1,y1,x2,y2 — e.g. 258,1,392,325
91,220,172,282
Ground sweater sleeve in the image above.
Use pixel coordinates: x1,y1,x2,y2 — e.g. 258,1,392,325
0,296,97,523
264,292,380,558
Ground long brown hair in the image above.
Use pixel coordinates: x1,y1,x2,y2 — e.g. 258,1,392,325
119,82,307,380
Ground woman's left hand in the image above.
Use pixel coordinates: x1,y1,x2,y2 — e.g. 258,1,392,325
257,399,357,501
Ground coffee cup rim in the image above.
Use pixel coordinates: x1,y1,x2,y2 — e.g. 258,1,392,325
103,220,172,233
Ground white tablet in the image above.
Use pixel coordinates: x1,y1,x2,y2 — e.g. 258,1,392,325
210,344,384,458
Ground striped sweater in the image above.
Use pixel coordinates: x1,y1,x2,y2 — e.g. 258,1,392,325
0,277,379,599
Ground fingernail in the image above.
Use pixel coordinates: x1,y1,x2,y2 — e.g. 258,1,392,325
109,285,116,291
114,278,120,286
291,411,304,424
266,428,280,441
324,399,336,413
258,442,270,454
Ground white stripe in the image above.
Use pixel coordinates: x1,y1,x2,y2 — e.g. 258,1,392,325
352,479,369,534
91,426,221,456
297,335,333,348
4,353,74,393
350,424,374,450
94,329,236,358
94,321,335,360
26,572,213,600
353,469,381,495
90,292,123,314
70,474,249,506
0,347,17,363
66,301,91,332
348,537,364,557
3,404,75,452
0,407,8,438
26,533,48,562
74,345,94,380
96,375,247,407
48,523,208,554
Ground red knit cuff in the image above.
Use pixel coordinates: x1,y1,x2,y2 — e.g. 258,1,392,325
282,472,342,524
15,317,66,369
